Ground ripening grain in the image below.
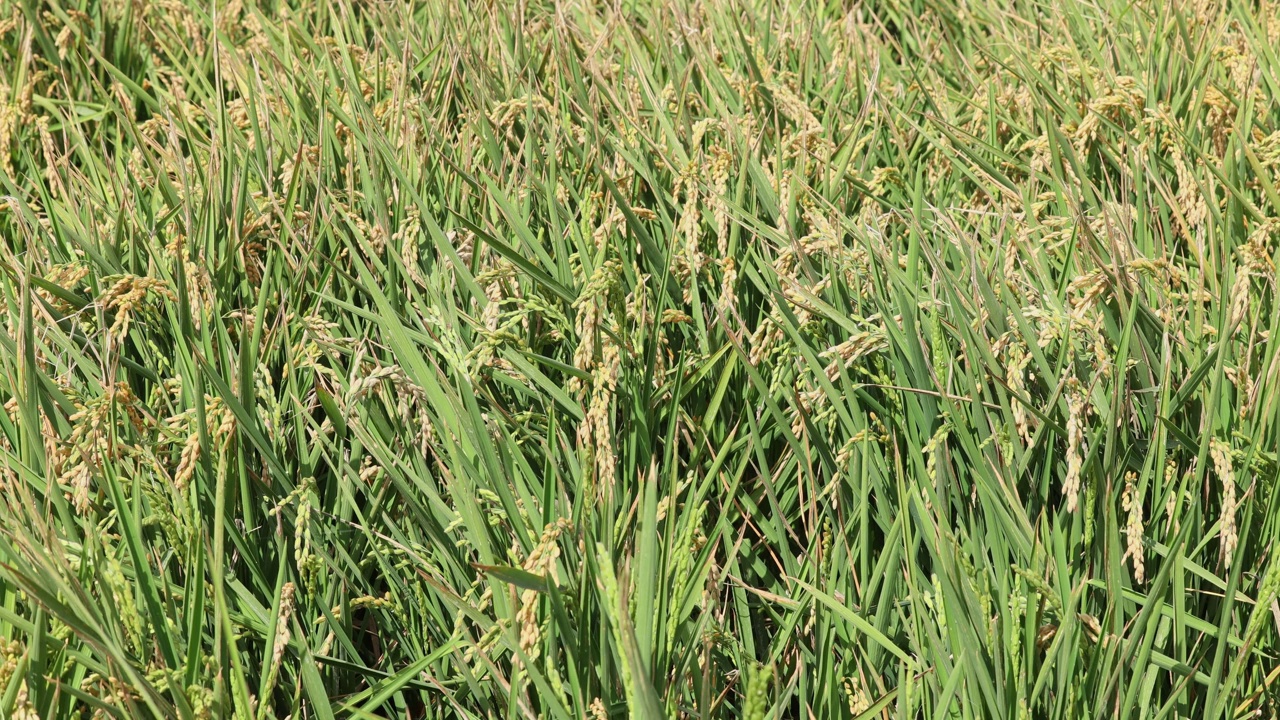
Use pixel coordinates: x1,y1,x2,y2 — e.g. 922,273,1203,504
1,0,1279,718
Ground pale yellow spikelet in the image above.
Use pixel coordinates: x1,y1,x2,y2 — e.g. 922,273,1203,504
868,166,903,195
1203,85,1233,155
1023,300,1069,349
37,263,89,314
213,401,236,446
1210,439,1238,568
57,382,148,512
569,259,624,494
396,208,425,287
99,275,176,349
272,582,296,667
1256,130,1280,168
1005,341,1034,443
357,456,383,484
0,639,24,702
844,677,871,715
1067,270,1108,324
591,206,625,251
1021,134,1052,173
0,99,16,178
626,272,651,329
1064,383,1089,512
708,145,732,256
1170,146,1207,237
280,144,318,191
515,588,541,660
174,431,201,491
1122,471,1144,584
225,98,254,131
1227,264,1252,332
513,520,570,664
256,581,296,718
524,519,571,580
63,462,92,513
748,318,783,367
592,341,621,493
315,593,393,625
569,259,620,389
717,256,738,320
488,94,551,140
575,336,621,498
820,327,888,382
7,689,36,720
37,116,64,198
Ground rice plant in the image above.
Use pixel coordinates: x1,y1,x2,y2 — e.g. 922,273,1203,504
1,0,1279,717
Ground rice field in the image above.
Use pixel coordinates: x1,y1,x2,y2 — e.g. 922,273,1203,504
2,0,1279,717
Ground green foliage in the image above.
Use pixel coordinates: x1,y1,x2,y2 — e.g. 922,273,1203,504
1,0,1279,717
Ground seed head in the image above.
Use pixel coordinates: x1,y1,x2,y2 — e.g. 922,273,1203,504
1122,472,1144,584
1210,439,1238,568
